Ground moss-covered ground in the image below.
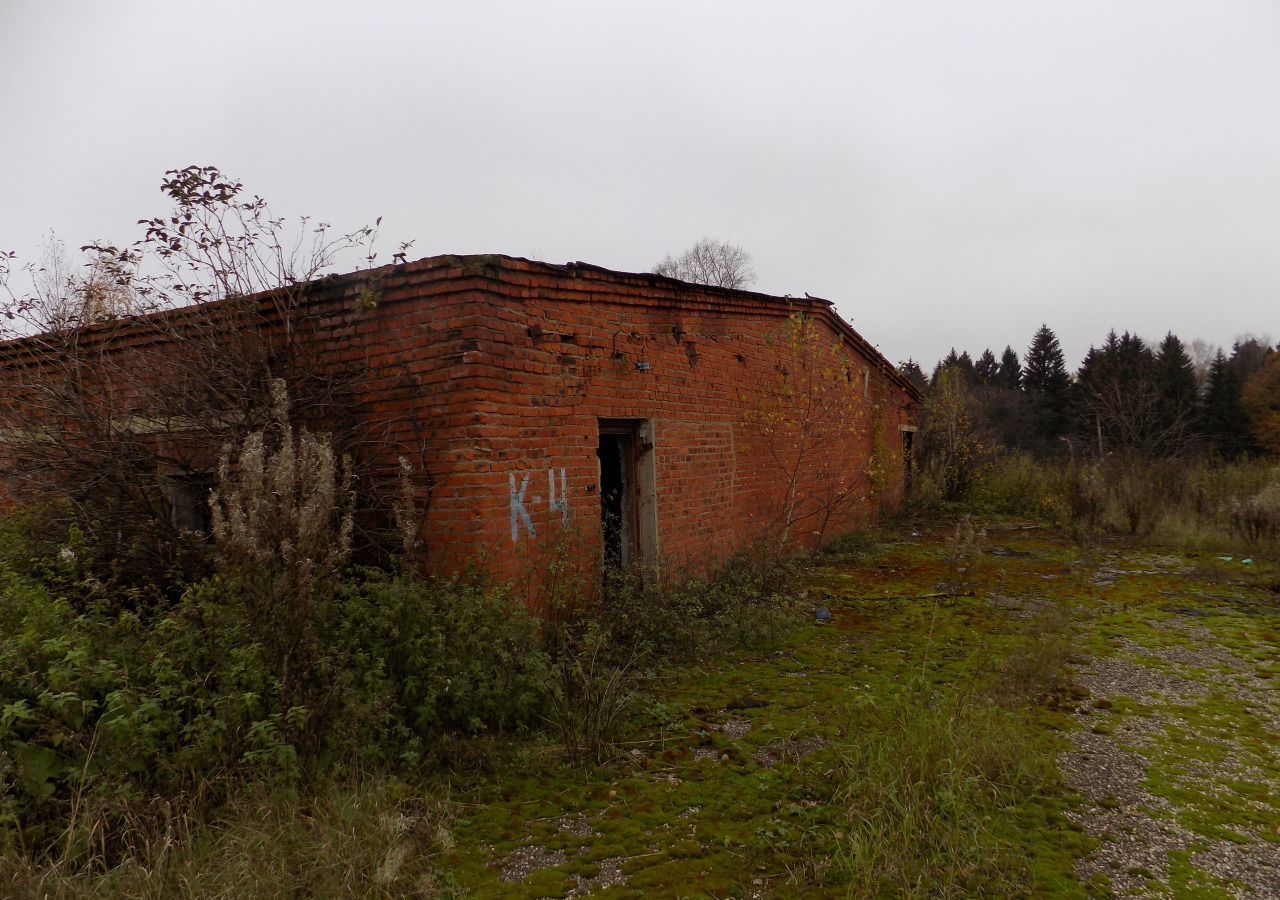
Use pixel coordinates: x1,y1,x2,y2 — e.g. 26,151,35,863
18,516,1267,898
418,518,1277,896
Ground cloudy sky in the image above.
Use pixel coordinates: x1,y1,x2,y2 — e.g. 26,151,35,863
1,1,1277,370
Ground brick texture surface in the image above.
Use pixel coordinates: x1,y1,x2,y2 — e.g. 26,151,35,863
0,255,920,594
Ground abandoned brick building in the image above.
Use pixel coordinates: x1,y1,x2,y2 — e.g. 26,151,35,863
0,254,921,590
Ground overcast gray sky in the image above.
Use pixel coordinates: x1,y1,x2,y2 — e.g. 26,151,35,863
2,0,1277,370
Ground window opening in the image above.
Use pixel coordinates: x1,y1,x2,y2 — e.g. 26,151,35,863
161,471,216,535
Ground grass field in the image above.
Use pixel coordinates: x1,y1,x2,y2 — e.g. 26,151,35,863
7,516,1278,898
416,518,1277,897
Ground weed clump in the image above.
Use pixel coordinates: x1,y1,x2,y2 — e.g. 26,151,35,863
950,453,1280,559
1229,479,1280,552
831,681,1054,897
945,515,986,594
541,548,799,766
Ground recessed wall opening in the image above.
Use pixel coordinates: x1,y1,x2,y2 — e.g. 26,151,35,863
900,426,917,495
160,471,217,535
597,418,658,576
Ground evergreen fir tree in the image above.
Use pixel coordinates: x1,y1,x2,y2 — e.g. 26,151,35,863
1074,330,1170,454
1155,332,1198,422
998,345,1021,390
898,358,928,394
1024,324,1070,445
975,348,999,384
1200,350,1252,458
1229,337,1271,383
932,348,976,386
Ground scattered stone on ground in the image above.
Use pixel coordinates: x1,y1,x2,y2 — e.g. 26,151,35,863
550,812,598,838
717,716,752,740
565,856,629,896
986,593,1059,619
1077,641,1208,704
753,736,831,769
497,845,568,883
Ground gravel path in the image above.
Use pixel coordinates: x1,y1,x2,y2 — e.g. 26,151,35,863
1062,614,1280,897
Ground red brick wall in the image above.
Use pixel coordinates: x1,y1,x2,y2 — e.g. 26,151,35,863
388,258,920,589
0,255,919,594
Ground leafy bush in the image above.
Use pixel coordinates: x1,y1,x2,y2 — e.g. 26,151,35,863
593,549,797,664
968,452,1055,517
0,570,287,855
919,368,991,503
333,572,551,752
0,537,554,860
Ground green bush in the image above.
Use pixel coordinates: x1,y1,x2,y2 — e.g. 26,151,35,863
0,528,554,858
0,569,286,854
969,452,1056,517
0,483,802,857
333,572,551,751
594,549,797,663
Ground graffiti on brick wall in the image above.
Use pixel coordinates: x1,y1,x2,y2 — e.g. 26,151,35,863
510,468,569,542
548,467,569,526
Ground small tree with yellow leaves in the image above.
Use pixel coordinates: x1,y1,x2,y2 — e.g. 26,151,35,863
747,312,876,552
920,367,989,502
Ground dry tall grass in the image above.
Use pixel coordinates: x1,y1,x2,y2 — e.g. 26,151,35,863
0,778,457,899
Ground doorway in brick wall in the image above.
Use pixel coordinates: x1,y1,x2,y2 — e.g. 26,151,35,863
596,419,658,574
901,425,917,495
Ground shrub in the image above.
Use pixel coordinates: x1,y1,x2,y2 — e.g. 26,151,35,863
210,379,354,737
0,537,554,859
1229,480,1280,552
0,570,287,856
969,452,1055,517
595,549,798,663
333,572,552,754
546,621,640,766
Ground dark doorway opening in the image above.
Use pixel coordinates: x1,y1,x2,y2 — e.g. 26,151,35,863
901,429,915,495
597,424,636,569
